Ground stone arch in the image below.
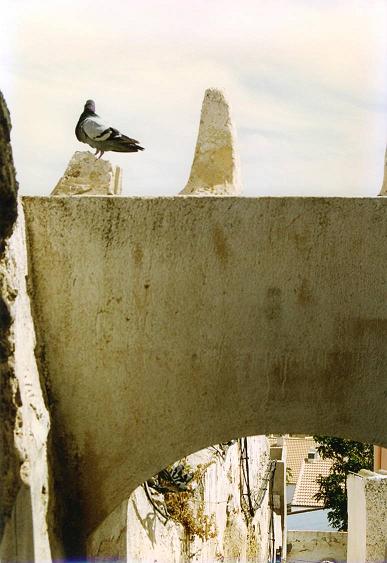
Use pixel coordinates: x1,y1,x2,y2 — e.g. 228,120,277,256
22,194,386,539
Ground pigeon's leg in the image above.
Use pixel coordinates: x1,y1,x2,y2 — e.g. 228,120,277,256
97,151,105,160
94,149,100,158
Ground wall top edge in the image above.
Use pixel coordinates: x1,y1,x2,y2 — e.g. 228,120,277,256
20,195,386,202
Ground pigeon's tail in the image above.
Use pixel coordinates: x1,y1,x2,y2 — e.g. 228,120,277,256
107,135,144,153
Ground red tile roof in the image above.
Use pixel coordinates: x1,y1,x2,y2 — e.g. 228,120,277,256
269,435,317,484
291,458,333,507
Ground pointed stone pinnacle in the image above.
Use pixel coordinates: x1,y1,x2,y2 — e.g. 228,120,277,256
51,151,122,196
180,88,242,196
379,145,387,196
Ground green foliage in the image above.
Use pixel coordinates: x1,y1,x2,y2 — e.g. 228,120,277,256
313,436,373,531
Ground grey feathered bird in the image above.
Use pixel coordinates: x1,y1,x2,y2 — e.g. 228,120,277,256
75,99,144,159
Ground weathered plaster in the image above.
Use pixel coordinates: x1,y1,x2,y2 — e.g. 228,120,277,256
87,498,128,560
0,206,54,562
347,473,387,562
22,195,387,537
287,530,347,562
51,151,122,196
0,90,21,543
180,88,241,195
0,486,34,561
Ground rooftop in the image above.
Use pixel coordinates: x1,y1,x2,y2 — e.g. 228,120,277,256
292,458,333,508
269,435,317,485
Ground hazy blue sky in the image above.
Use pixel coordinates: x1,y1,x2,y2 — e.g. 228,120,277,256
1,0,386,196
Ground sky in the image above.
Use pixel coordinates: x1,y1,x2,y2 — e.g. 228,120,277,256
1,0,386,197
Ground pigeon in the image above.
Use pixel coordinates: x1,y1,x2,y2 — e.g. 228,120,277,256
75,99,144,159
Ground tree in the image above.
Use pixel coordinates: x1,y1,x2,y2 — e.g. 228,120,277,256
313,436,373,531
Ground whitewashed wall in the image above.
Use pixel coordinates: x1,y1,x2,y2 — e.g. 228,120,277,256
347,473,387,562
287,530,347,562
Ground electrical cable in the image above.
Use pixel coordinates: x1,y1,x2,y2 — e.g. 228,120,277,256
143,481,169,524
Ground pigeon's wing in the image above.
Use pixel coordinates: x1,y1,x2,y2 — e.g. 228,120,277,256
82,117,141,145
80,114,144,152
82,116,115,141
120,133,140,144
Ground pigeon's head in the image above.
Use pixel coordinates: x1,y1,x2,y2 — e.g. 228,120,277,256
84,99,96,112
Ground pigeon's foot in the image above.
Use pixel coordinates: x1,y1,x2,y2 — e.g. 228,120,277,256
94,149,104,158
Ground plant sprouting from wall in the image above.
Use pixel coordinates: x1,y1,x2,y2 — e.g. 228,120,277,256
146,459,217,542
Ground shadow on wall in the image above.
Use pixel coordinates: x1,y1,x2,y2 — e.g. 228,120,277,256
0,485,34,561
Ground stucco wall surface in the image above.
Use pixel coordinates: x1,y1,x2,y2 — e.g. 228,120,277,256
0,207,54,561
287,530,347,562
347,474,367,562
363,477,387,562
347,474,387,562
22,195,387,534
